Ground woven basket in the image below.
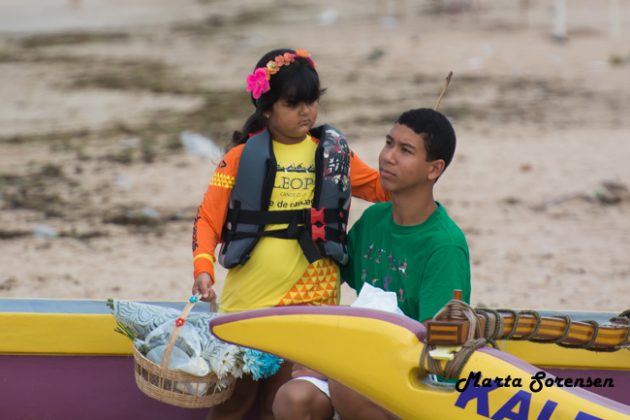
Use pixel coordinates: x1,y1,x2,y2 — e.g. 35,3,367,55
132,298,236,408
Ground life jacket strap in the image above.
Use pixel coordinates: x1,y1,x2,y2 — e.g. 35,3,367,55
228,208,307,225
227,225,345,242
226,208,347,227
223,203,348,264
298,225,346,264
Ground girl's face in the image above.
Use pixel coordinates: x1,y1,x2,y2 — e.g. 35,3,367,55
265,99,319,144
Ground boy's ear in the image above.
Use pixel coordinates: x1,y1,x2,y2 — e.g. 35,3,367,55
427,159,446,182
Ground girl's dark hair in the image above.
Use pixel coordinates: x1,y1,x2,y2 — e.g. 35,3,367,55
230,48,324,147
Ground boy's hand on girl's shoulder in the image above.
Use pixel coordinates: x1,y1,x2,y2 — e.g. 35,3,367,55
193,272,216,302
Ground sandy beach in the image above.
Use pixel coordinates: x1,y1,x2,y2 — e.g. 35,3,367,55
1,0,629,313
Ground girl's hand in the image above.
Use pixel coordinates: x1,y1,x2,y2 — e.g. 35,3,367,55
193,272,216,302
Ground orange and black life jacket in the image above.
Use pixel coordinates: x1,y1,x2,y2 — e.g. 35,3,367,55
218,124,351,268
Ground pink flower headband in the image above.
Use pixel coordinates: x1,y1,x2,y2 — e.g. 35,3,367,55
246,49,317,100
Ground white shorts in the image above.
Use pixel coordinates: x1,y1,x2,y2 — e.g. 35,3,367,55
290,376,341,420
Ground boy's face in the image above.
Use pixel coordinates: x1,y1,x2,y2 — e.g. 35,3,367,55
378,123,444,193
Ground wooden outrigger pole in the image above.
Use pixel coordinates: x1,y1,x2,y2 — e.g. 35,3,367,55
426,291,630,351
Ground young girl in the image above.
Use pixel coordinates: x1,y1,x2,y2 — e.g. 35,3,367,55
191,48,389,419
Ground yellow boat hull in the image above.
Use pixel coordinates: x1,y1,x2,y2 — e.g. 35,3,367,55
211,306,630,420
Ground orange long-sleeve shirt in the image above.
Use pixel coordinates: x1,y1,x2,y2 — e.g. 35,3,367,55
192,134,389,311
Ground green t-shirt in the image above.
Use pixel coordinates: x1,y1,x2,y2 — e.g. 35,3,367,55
342,202,471,322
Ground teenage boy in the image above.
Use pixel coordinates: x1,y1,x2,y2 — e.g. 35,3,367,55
273,108,471,420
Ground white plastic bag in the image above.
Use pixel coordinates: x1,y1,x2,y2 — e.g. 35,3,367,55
351,283,405,315
141,320,210,377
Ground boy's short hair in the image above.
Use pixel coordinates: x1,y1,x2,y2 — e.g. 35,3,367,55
397,108,456,169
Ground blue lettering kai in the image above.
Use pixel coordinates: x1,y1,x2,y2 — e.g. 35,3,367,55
575,413,603,420
491,390,530,420
455,385,604,420
455,380,562,420
455,379,498,417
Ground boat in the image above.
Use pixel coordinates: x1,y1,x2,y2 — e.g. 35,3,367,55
2,297,628,419
0,298,215,420
210,305,630,419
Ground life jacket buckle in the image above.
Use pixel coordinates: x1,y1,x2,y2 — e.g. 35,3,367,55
312,224,326,242
310,207,325,226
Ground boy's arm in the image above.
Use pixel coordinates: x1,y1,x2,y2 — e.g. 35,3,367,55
349,150,391,202
192,146,242,283
418,245,471,322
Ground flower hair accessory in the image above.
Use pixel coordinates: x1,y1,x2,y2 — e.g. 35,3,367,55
246,49,317,100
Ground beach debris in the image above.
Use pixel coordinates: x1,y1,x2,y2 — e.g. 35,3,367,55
32,224,59,239
434,71,453,110
519,163,533,172
103,205,162,226
180,130,223,164
106,137,156,164
532,192,592,211
589,60,607,73
119,136,141,150
0,277,17,291
551,0,568,41
101,203,195,229
501,197,521,206
0,229,31,239
318,9,338,26
532,179,629,211
1,226,105,241
3,187,65,217
379,16,399,30
593,179,629,205
204,14,226,27
466,56,483,70
428,0,475,14
366,47,386,62
114,174,133,191
106,137,142,164
610,53,630,66
480,44,495,58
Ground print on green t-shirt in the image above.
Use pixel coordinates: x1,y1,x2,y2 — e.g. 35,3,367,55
342,202,471,322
